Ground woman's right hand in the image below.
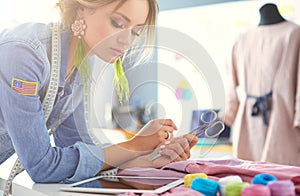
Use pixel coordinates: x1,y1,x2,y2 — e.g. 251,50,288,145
128,119,178,153
150,133,198,168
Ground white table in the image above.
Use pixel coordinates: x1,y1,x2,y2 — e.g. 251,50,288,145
0,128,130,196
1,173,115,196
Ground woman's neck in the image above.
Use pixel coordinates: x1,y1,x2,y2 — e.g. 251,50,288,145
258,3,285,26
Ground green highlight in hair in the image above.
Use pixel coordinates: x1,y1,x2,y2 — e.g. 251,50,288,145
113,57,129,104
74,37,91,89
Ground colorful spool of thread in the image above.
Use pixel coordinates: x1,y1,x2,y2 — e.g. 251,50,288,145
184,173,208,187
191,177,219,196
241,184,271,196
225,182,249,196
218,175,243,196
267,180,295,196
251,173,277,185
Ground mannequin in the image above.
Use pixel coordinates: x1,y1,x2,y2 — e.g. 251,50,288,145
259,3,286,25
224,3,300,166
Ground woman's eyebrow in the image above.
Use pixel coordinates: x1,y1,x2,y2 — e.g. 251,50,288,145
115,12,131,22
115,12,146,26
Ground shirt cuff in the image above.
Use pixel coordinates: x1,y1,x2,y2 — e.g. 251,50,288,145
66,142,104,182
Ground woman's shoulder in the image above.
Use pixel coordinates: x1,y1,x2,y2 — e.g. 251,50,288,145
0,22,52,49
0,23,55,87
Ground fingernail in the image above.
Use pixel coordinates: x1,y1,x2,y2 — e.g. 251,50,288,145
160,145,166,149
165,141,171,145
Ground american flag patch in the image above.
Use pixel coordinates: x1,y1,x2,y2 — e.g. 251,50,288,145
11,78,38,96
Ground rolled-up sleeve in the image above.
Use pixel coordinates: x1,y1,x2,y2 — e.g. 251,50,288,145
0,41,104,182
66,142,104,182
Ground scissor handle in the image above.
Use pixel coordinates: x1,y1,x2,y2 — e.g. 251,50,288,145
200,110,218,123
204,121,225,138
189,110,218,136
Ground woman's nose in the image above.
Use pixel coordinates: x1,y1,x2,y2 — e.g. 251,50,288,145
117,29,133,48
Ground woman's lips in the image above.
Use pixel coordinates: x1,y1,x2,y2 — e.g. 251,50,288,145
110,48,124,57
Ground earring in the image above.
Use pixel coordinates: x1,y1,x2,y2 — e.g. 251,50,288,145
71,19,86,37
113,57,129,104
71,19,91,89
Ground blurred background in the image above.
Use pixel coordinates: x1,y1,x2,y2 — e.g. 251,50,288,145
1,0,299,158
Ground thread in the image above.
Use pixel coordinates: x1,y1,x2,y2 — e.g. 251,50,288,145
241,184,271,196
191,177,219,196
218,175,243,196
225,182,249,196
184,173,208,187
251,173,277,185
267,180,295,196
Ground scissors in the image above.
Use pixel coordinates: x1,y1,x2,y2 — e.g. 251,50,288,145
148,110,225,161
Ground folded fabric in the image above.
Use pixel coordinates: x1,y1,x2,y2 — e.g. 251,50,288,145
118,166,186,178
292,176,300,194
117,185,204,196
118,158,300,194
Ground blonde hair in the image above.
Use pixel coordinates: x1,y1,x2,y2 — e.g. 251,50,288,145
56,0,158,63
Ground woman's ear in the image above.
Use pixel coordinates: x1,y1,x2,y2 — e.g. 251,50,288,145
76,6,85,18
77,6,96,18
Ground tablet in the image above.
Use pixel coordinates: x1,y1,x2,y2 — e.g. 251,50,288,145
60,175,184,194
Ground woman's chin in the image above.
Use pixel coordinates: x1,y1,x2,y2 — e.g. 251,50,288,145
96,55,118,64
108,55,121,63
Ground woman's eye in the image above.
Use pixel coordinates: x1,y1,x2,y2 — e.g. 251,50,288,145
131,29,140,36
131,26,143,37
111,19,124,29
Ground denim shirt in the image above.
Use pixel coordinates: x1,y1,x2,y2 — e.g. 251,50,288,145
0,23,104,183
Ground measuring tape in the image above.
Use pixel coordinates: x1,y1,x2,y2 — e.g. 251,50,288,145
42,23,61,121
3,22,61,196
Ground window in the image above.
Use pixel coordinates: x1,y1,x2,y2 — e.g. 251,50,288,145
0,0,57,30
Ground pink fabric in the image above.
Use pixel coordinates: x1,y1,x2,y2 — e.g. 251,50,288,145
162,185,204,196
118,185,204,196
118,166,186,178
185,159,300,182
292,176,300,194
118,158,300,195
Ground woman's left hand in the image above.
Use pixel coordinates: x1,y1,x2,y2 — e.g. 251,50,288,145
128,119,177,152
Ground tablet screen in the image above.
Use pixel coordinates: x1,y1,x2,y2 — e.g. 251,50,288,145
61,176,183,194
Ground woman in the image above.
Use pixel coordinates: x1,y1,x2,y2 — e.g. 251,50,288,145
0,0,198,184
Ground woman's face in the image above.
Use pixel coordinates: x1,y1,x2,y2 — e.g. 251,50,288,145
79,0,149,63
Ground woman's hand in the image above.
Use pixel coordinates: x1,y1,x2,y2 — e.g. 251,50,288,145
151,134,198,168
119,133,198,169
128,119,178,152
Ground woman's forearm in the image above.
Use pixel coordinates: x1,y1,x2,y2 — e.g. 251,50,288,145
101,140,148,170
